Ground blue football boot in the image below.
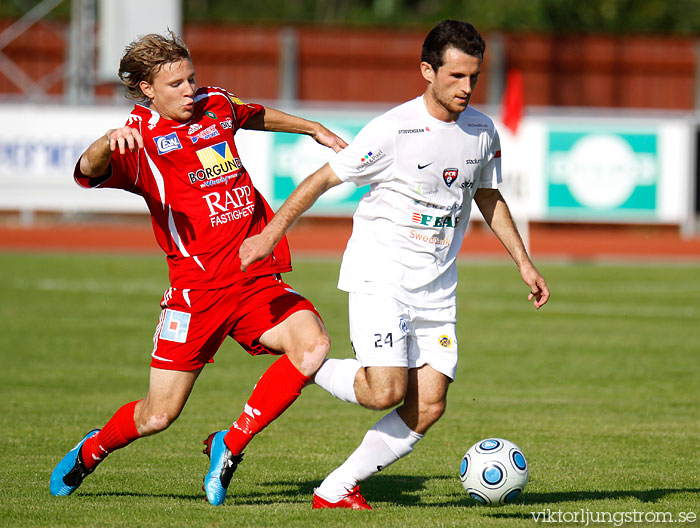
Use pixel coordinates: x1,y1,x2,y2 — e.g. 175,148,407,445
202,430,244,506
50,429,100,496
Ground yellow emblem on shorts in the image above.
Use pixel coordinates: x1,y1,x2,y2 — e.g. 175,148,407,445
439,335,452,348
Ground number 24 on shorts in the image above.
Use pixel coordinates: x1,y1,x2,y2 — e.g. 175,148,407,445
374,333,393,348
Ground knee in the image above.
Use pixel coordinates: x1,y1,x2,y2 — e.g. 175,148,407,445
311,332,331,364
293,331,330,376
136,408,179,436
358,368,408,410
421,399,446,428
369,382,406,410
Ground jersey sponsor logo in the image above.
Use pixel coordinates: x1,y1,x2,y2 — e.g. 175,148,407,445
412,183,438,196
398,318,408,335
202,185,255,227
357,150,385,172
439,335,452,348
410,229,450,246
412,199,459,212
443,168,459,187
417,162,433,169
205,111,217,119
188,123,202,135
189,123,220,144
154,132,183,155
159,309,191,343
412,212,459,228
189,141,242,185
398,128,427,134
228,95,259,112
229,95,247,105
465,158,480,165
460,179,475,189
220,117,233,129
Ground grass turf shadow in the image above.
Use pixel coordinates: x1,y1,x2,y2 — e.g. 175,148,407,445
517,487,700,506
81,480,700,509
248,475,476,507
250,480,700,509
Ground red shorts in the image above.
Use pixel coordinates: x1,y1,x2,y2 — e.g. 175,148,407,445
150,274,320,371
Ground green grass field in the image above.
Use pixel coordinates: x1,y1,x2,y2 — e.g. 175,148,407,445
1,252,698,527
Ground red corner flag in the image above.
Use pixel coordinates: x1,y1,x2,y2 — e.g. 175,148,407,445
501,69,524,135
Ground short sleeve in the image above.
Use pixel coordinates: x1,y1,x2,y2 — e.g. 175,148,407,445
74,135,140,193
328,117,394,187
226,92,264,131
477,128,502,189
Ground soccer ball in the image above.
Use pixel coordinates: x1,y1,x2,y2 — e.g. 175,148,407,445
459,438,529,506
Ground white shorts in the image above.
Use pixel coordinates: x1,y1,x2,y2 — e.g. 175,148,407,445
348,292,458,381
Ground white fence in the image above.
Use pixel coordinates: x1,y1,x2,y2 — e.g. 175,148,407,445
0,103,696,233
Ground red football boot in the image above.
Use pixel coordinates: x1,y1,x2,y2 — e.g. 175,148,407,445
312,485,372,510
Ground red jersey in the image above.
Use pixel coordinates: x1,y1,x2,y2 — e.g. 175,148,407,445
75,86,292,289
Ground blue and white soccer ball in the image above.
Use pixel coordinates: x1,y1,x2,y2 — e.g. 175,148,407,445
459,438,529,506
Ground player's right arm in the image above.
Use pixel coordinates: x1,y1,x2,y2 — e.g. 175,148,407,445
240,114,391,271
79,126,144,178
239,163,342,271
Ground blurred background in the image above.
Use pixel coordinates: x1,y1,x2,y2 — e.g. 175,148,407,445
1,0,699,259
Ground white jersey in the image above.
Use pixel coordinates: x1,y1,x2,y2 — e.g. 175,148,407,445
329,95,502,308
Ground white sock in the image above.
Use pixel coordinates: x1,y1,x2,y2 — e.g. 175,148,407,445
315,410,423,502
313,358,360,404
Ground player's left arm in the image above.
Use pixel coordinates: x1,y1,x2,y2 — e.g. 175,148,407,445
474,188,550,309
243,106,348,152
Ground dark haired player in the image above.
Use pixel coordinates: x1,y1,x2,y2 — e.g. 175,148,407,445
240,20,550,509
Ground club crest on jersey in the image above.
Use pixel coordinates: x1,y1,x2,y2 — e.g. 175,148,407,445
439,335,452,348
189,141,242,186
443,168,458,187
154,132,182,155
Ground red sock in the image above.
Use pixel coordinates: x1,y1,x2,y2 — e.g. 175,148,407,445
224,355,310,455
81,400,142,470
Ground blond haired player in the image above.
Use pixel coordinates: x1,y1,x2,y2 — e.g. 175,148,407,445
50,32,346,506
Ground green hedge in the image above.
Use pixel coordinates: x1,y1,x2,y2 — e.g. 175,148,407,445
3,0,700,35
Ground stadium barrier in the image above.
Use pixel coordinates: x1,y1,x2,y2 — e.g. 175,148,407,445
0,102,695,235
